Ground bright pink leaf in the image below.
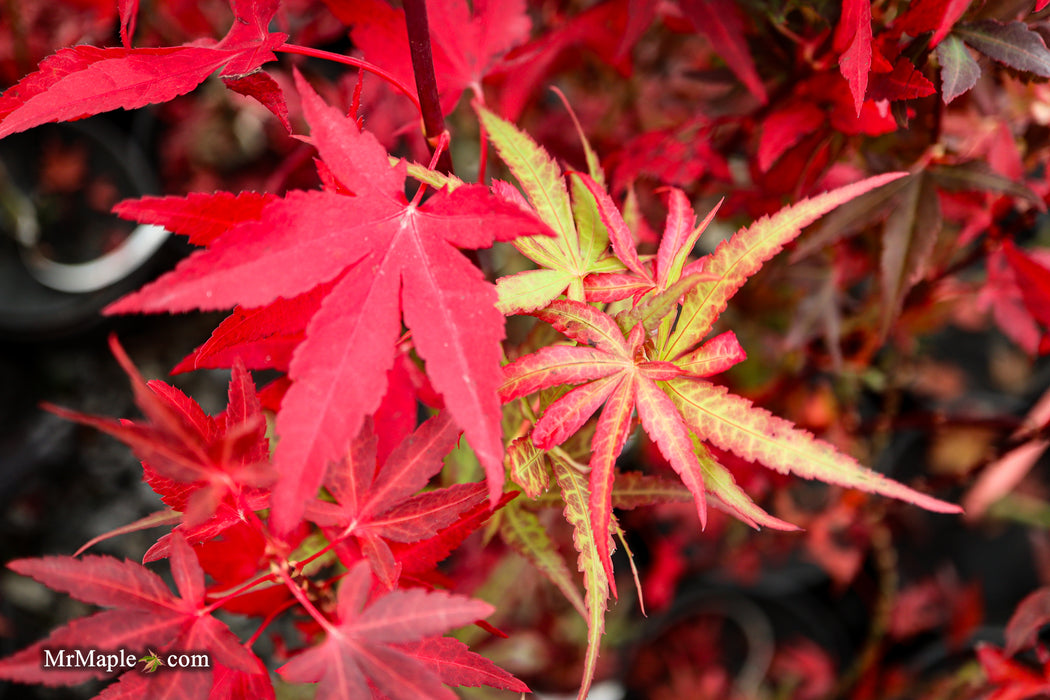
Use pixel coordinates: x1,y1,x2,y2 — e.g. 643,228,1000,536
963,436,1049,520
663,377,962,514
114,191,277,247
654,189,697,284
675,330,746,376
634,377,708,528
574,172,651,280
587,375,635,593
531,299,631,354
532,374,623,448
500,345,626,402
835,0,873,116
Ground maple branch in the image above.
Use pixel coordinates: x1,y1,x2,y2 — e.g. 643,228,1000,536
276,44,422,115
403,0,455,174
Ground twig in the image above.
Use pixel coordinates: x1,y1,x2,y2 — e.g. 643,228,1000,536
403,0,455,174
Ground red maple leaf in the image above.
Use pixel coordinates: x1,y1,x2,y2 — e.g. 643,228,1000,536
326,0,531,115
834,0,873,116
388,490,519,577
757,102,826,173
46,336,274,541
896,0,971,48
106,70,552,535
112,191,278,247
170,277,339,375
611,117,731,192
276,560,528,699
304,413,491,587
0,533,261,696
866,56,936,102
0,0,285,139
1003,240,1050,332
976,643,1050,700
488,0,636,121
168,271,440,465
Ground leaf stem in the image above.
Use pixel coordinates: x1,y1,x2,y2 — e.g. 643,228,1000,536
203,569,280,615
276,43,422,115
294,535,349,570
403,0,455,174
410,130,450,205
474,86,489,182
276,562,339,635
246,598,299,647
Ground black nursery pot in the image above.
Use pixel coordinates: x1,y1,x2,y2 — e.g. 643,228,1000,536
0,113,174,340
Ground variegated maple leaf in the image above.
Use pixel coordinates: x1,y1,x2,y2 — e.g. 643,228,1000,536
480,105,628,314
499,170,962,590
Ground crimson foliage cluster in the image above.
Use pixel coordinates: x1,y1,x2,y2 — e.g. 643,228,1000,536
2,0,1050,697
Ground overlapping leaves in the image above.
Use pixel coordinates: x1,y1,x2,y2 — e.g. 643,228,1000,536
108,70,551,536
45,336,273,553
0,534,260,696
487,116,961,695
498,165,960,588
304,413,490,588
277,561,527,700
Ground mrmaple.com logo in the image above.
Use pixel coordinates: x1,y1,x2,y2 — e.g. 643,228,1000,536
42,648,210,674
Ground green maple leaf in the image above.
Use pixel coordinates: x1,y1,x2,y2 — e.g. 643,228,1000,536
139,650,164,673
